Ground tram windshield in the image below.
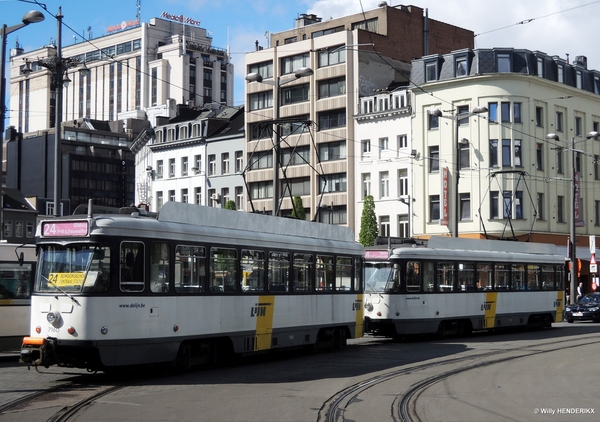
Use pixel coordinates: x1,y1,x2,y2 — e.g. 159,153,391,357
364,262,398,293
36,244,111,293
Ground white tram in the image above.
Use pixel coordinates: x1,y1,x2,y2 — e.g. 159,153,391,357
0,244,36,351
363,236,565,338
20,202,364,371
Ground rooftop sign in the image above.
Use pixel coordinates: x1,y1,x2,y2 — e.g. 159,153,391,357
160,12,201,26
107,19,140,33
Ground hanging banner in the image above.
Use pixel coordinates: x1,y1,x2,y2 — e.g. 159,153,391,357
440,167,449,226
575,172,585,227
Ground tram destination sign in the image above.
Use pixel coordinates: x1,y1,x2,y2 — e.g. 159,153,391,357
42,221,89,237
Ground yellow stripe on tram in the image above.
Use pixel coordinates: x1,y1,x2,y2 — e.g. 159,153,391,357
555,290,564,322
254,296,275,351
484,291,498,329
354,294,364,338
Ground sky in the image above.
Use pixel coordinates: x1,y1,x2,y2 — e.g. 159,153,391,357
2,0,600,112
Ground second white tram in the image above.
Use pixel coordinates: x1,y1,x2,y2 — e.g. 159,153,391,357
21,202,364,371
363,236,565,338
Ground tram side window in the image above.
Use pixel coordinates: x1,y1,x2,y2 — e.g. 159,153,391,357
336,257,353,291
437,263,455,292
293,253,314,292
242,249,265,293
527,264,541,290
316,255,334,291
150,242,170,293
511,264,525,290
555,265,565,290
80,246,111,293
541,266,555,290
268,251,290,292
120,242,145,292
477,264,493,290
423,261,434,292
406,261,420,292
495,264,510,290
458,263,475,291
210,248,237,293
175,245,206,293
0,263,33,300
354,258,362,292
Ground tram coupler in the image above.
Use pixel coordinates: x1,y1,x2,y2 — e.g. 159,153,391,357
20,336,48,366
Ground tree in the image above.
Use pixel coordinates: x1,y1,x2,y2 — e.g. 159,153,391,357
224,200,236,210
291,196,306,220
359,195,378,247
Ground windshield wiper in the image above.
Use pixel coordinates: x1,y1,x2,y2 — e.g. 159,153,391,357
43,275,81,306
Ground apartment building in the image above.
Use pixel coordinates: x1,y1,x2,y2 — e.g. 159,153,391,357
9,15,233,134
244,3,474,226
354,88,413,238
411,48,600,251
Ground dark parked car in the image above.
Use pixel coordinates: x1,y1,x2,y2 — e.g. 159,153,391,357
564,293,600,323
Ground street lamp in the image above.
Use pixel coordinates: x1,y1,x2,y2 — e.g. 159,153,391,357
21,7,88,217
546,130,598,304
246,67,313,216
427,105,488,237
0,10,45,240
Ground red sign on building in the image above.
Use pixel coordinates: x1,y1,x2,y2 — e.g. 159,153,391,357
441,167,449,226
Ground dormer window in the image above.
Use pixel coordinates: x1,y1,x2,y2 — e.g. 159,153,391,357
497,53,511,73
455,56,468,77
425,61,437,82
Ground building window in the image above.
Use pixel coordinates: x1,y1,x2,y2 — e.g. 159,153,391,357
319,141,346,161
537,193,544,220
537,57,544,77
595,200,600,226
169,158,175,177
425,61,437,82
536,143,543,170
236,186,244,210
490,191,499,219
181,157,188,176
575,116,582,136
497,52,511,72
318,109,346,130
455,56,468,77
459,143,470,169
235,151,244,173
556,111,563,132
362,174,371,199
514,139,522,167
288,177,311,196
430,195,440,222
398,169,408,197
222,188,230,205
248,61,273,79
181,189,188,204
318,77,345,99
250,181,273,200
249,91,273,110
460,193,470,221
558,195,565,223
379,137,389,151
157,160,164,179
594,155,599,180
362,139,371,158
318,46,345,67
379,216,390,237
457,105,470,126
320,173,347,193
282,145,310,166
535,106,543,127
157,192,164,210
169,190,176,202
380,171,389,198
282,83,309,104
398,214,409,238
208,154,216,176
503,191,523,219
352,17,378,33
429,146,439,172
513,103,522,123
502,139,512,167
428,112,439,130
281,52,310,74
557,149,564,174
488,102,498,123
194,187,201,205
249,152,273,170
397,135,408,150
501,102,511,123
222,153,230,174
26,221,34,238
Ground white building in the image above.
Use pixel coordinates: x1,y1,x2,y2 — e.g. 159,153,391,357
354,88,413,238
9,15,233,134
132,104,246,212
411,48,600,247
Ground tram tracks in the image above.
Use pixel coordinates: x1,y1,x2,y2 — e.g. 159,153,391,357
318,334,600,422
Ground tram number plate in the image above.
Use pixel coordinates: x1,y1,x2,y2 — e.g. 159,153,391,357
573,312,583,316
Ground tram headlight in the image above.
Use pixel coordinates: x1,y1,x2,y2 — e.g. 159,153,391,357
46,311,61,326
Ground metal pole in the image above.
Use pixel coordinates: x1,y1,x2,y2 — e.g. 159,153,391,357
570,137,577,304
453,113,459,237
53,7,63,217
0,24,7,241
272,77,280,217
